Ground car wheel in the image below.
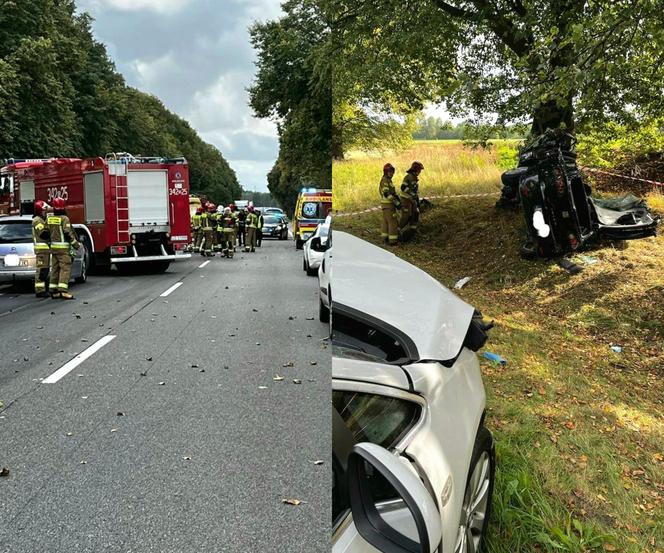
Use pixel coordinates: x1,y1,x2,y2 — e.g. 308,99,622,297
306,263,318,277
75,248,88,284
303,258,307,271
296,239,303,250
319,298,330,323
454,426,495,553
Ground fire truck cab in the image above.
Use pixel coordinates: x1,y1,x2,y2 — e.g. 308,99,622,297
1,154,192,274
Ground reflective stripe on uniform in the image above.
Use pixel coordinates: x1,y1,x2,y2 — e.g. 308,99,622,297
34,244,50,250
51,242,70,249
57,282,69,290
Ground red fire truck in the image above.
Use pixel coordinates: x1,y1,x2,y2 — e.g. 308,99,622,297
1,154,191,273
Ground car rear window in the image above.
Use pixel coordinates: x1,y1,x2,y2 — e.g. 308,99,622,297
0,221,32,243
264,216,279,224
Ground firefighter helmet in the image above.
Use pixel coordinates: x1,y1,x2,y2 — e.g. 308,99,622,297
206,202,216,213
383,163,395,174
34,200,48,217
410,161,424,173
229,203,236,211
51,197,66,210
224,206,231,214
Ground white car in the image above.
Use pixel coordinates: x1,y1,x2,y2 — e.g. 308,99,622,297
331,231,495,553
317,237,332,324
303,215,331,276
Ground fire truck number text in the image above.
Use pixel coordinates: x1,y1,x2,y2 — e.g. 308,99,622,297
169,188,188,196
47,186,69,201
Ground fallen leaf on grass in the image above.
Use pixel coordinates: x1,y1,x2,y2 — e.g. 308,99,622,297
564,421,575,430
273,375,284,381
282,498,302,506
603,544,617,551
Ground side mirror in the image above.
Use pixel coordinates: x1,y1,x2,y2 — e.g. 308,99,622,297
347,443,441,553
310,237,323,251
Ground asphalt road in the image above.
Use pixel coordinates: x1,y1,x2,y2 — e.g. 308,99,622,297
0,238,330,552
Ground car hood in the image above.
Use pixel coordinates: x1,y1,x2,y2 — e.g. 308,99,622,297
0,243,34,256
331,232,475,363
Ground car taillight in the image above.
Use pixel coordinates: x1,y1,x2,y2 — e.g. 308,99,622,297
111,245,127,255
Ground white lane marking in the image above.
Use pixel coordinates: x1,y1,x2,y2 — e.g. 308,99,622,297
199,260,211,268
160,282,183,297
43,335,116,384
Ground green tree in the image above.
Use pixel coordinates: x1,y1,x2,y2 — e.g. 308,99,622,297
249,0,332,214
326,0,664,140
0,0,241,205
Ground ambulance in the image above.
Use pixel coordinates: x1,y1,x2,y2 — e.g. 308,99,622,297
293,188,332,249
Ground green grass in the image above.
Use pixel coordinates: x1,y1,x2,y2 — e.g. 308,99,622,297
334,141,664,553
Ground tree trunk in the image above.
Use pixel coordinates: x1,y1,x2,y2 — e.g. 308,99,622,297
530,96,575,137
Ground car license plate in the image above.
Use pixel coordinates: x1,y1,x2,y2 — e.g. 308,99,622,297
3,254,20,267
303,232,313,239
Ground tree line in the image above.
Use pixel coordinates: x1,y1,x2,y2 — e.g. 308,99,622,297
0,0,241,205
249,0,332,215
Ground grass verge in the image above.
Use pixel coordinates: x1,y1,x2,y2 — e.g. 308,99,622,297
334,141,664,553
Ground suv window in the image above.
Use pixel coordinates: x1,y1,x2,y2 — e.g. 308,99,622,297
332,391,421,525
332,311,409,364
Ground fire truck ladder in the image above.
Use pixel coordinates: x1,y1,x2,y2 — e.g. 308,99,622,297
107,155,130,244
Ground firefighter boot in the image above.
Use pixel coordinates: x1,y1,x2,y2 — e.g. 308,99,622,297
59,291,75,300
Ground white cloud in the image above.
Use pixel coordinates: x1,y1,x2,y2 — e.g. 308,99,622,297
88,0,192,13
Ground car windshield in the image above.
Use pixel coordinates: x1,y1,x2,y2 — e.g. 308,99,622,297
264,216,279,224
0,221,32,243
319,224,330,239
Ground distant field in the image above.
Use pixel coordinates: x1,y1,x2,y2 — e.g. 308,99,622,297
334,140,520,212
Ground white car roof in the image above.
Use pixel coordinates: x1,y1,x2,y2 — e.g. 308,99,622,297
331,232,475,363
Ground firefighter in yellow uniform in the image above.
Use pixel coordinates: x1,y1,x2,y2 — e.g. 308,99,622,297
200,202,216,256
191,207,203,252
214,208,225,253
379,163,400,245
32,200,51,298
399,161,424,240
47,198,80,300
245,206,258,252
220,206,237,258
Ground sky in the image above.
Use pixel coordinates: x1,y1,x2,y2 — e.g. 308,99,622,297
76,0,284,192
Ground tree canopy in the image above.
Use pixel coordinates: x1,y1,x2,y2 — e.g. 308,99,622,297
0,0,241,205
325,0,664,147
249,0,332,214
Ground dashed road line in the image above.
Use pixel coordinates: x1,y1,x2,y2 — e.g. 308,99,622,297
160,282,183,297
199,260,211,268
43,335,117,384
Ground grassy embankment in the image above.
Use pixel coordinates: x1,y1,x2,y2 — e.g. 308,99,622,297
333,140,664,553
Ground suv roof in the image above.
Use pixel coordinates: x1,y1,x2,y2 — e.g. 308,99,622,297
331,232,475,363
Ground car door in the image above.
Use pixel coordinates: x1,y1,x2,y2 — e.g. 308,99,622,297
332,385,426,552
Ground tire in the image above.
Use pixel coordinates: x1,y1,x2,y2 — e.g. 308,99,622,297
306,264,318,277
454,426,495,553
303,258,307,271
319,298,330,323
74,247,88,284
296,239,303,250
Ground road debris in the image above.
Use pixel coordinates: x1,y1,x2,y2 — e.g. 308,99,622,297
273,375,284,381
282,498,302,506
454,276,471,289
0,467,10,477
483,351,507,366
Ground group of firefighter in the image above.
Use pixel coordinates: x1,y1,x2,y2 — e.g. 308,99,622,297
379,160,425,245
31,198,80,300
189,202,264,257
